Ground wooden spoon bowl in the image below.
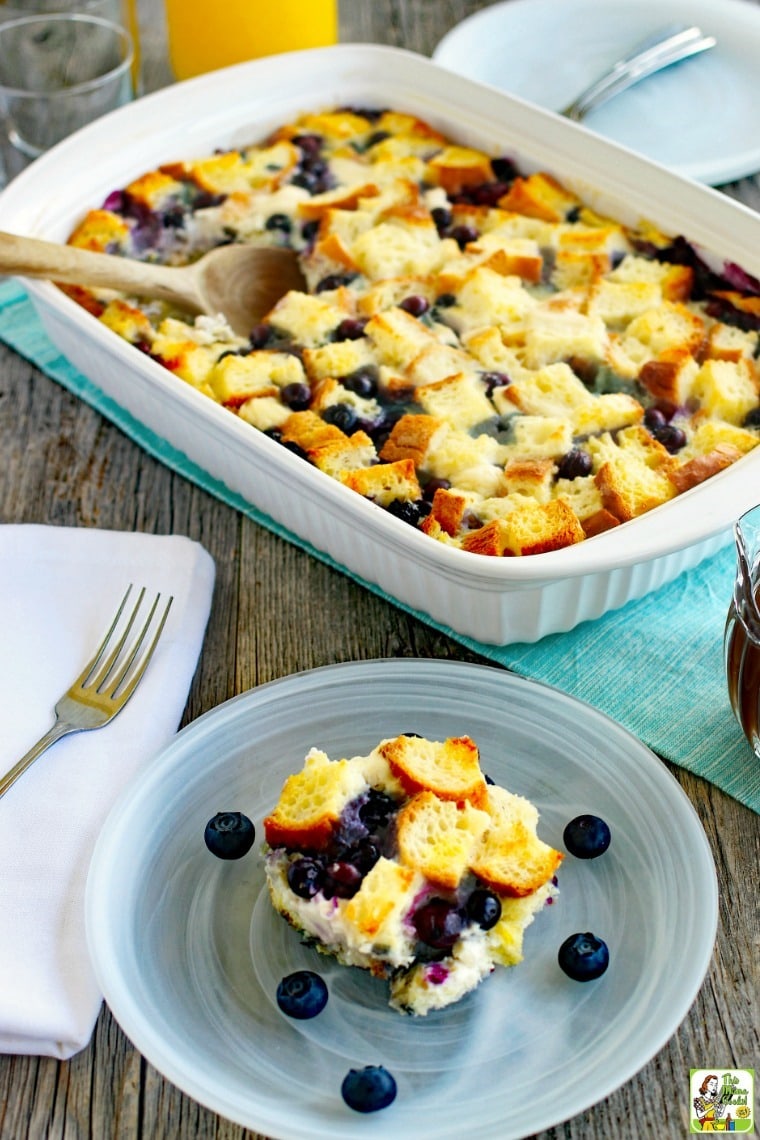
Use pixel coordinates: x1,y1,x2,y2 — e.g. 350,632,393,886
0,230,307,336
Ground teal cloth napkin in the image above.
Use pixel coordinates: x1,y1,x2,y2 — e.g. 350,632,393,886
2,279,758,814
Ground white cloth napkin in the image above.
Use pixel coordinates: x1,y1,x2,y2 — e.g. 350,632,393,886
0,525,215,1059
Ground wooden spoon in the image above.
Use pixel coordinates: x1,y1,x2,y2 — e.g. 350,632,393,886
0,230,306,336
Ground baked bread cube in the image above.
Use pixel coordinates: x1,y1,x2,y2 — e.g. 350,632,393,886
690,358,759,425
592,427,677,522
499,172,580,222
462,498,584,557
339,458,421,506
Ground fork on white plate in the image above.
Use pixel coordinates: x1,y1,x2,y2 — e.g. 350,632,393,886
561,23,717,122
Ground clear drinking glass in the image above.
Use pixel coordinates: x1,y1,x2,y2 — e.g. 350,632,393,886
724,504,760,756
0,0,140,89
0,12,133,181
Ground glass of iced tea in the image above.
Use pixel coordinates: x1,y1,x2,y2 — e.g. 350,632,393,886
724,504,760,755
164,0,338,81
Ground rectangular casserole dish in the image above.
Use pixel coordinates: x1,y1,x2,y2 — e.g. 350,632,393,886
0,43,758,645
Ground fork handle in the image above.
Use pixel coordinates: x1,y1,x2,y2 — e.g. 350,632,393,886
0,722,75,800
561,29,716,121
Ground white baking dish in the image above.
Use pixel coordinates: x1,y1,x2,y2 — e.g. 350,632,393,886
0,44,758,644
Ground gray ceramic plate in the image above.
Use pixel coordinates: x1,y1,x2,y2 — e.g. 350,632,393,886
85,659,717,1139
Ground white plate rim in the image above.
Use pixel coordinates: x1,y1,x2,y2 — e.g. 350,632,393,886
433,0,760,184
85,658,718,1139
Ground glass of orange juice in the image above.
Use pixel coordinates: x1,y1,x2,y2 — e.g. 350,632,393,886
164,0,337,81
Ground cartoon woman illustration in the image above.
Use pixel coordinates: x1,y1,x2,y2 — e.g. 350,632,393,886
693,1074,732,1131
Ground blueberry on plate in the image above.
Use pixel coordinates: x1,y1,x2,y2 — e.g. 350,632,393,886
203,811,255,859
558,931,610,981
563,814,611,859
341,1065,397,1113
276,970,328,1019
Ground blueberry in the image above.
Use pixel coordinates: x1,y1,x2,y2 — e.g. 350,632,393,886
481,370,511,395
558,932,610,981
651,423,687,453
343,839,381,875
434,292,457,308
203,811,255,859
358,789,398,830
287,855,325,898
323,859,364,898
469,181,511,207
160,204,186,229
292,132,322,157
491,156,518,182
399,294,430,317
563,814,611,859
422,476,452,501
316,273,354,293
364,129,391,148
643,406,668,431
743,406,760,428
466,888,502,930
386,498,426,526
412,899,464,949
334,317,368,341
300,219,319,245
342,365,378,397
102,188,126,213
291,169,320,193
322,403,358,433
281,439,309,461
265,212,292,233
276,970,328,1019
341,1065,397,1113
556,448,592,480
431,206,452,234
249,323,272,349
281,381,311,410
449,224,479,249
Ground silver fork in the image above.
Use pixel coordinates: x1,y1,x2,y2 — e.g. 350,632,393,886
0,584,173,800
561,23,717,122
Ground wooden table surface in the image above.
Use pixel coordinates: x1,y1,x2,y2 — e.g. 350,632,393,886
1,2,758,1137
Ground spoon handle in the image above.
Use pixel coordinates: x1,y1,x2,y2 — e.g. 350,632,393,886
0,229,203,313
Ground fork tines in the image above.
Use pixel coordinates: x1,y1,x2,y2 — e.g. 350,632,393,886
78,584,173,701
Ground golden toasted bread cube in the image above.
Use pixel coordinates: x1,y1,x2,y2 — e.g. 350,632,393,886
470,785,563,897
342,858,424,942
690,358,759,425
414,373,494,431
339,458,421,505
67,209,130,252
396,792,491,890
310,431,377,477
669,444,742,493
380,735,487,805
266,289,350,348
209,351,305,404
425,145,494,194
498,172,579,223
380,413,446,468
262,749,368,850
